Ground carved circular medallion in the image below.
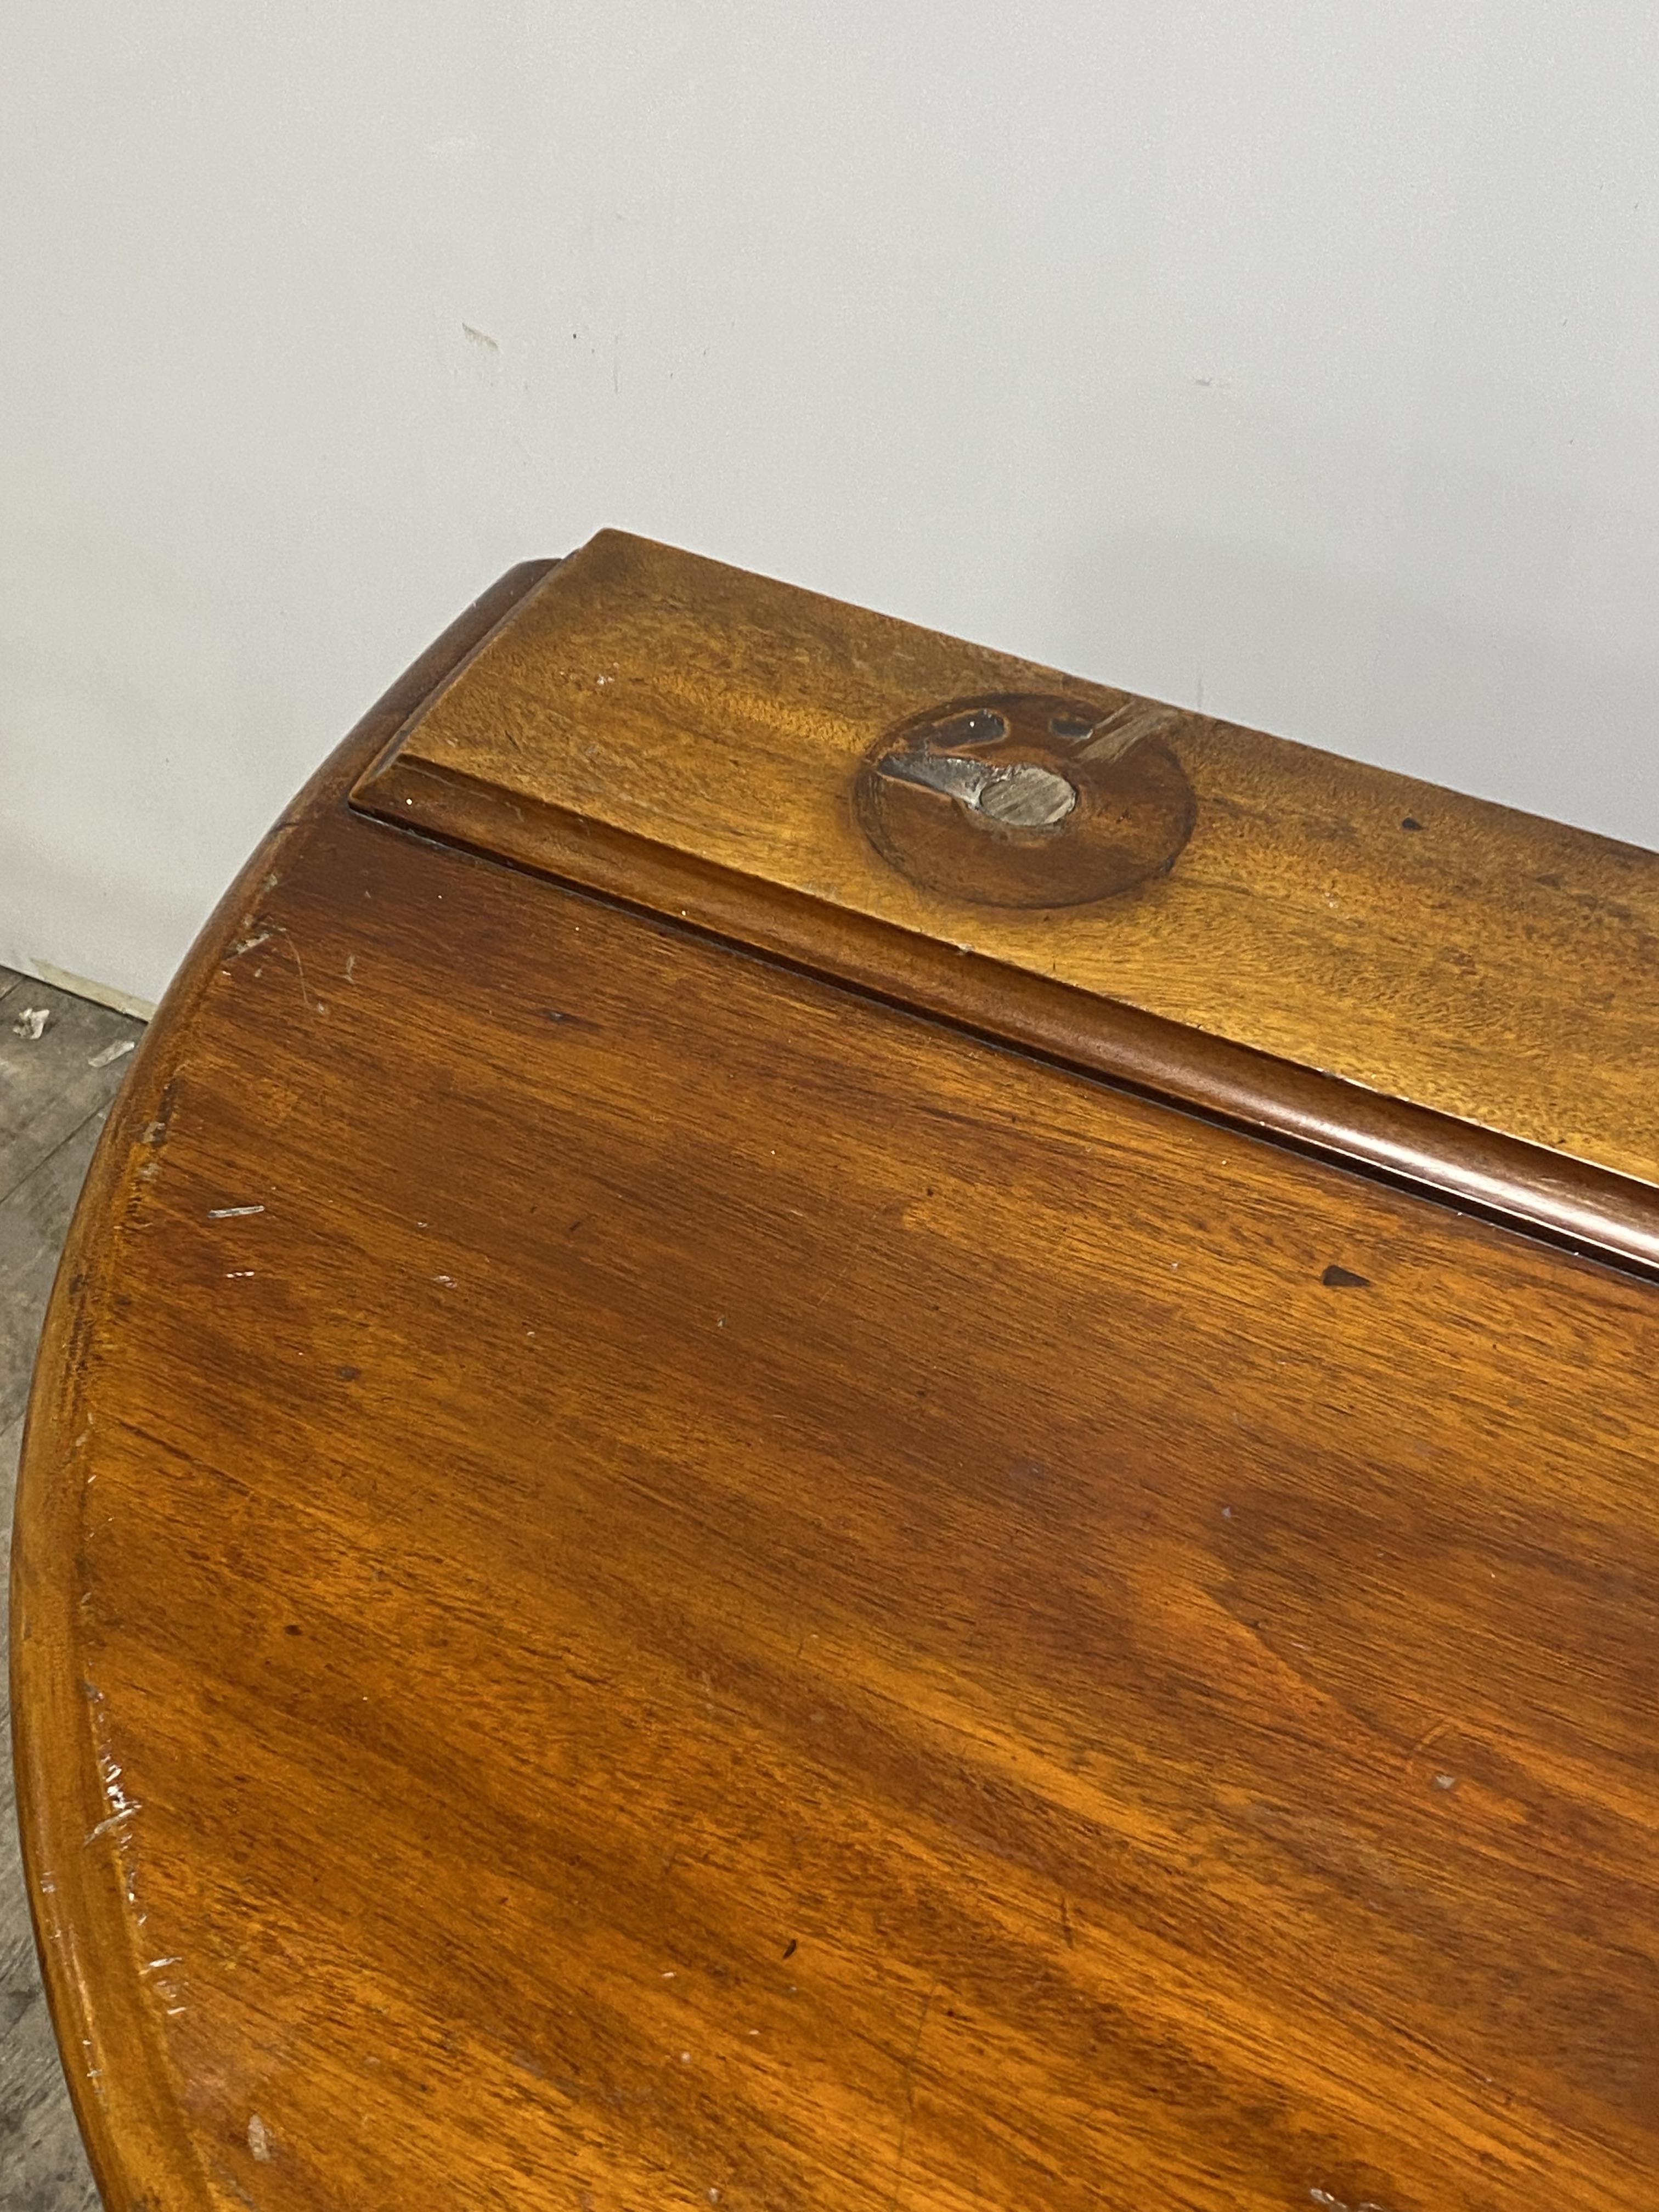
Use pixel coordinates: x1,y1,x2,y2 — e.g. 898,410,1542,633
855,693,1195,909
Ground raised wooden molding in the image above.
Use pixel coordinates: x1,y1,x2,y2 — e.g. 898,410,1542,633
355,531,1659,1271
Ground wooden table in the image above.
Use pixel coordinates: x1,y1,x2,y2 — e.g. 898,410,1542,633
14,537,1659,2211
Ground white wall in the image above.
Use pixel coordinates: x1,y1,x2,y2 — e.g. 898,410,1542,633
5,1,1659,1011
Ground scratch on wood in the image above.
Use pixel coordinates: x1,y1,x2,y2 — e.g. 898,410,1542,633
269,927,324,1016
86,1804,141,1844
888,1980,938,2211
1403,1718,1452,1771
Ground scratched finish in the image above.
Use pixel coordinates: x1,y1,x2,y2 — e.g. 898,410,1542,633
14,712,1659,2209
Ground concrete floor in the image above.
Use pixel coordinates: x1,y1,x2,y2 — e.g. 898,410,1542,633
2,964,148,2208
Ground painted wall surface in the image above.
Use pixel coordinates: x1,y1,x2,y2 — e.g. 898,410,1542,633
5,2,1659,1008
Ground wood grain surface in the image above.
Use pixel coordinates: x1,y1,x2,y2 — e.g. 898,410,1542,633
356,531,1659,1196
14,564,1659,2211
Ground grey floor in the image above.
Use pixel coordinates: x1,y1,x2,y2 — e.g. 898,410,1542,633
2,965,148,2208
